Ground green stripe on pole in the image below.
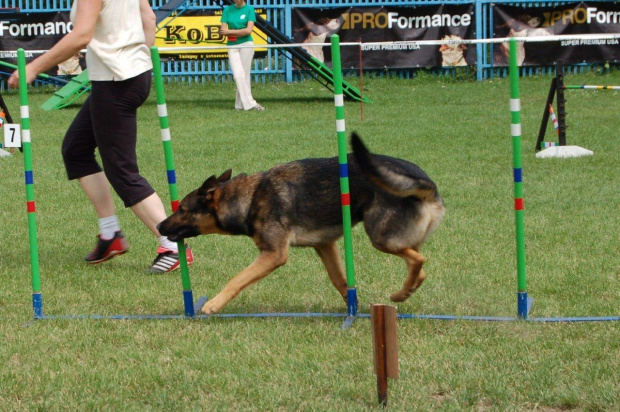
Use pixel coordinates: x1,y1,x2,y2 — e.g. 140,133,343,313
330,35,356,289
150,46,192,293
17,49,42,295
508,39,527,294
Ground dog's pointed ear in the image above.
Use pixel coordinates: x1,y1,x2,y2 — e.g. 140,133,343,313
218,169,232,183
197,175,218,196
351,132,369,154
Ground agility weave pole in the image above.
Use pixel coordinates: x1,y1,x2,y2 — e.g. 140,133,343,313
16,49,44,318
505,39,615,321
150,46,201,318
330,35,358,329
508,39,531,320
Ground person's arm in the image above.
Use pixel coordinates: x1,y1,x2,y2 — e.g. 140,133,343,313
220,22,229,36
8,0,102,88
220,21,254,38
140,0,156,47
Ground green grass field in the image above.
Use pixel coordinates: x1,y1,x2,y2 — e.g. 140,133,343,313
1,72,618,411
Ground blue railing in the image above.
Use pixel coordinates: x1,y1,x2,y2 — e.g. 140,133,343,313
0,0,615,84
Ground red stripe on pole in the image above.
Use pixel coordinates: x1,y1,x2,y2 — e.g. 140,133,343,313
514,198,524,210
27,201,36,213
170,200,179,212
341,193,351,206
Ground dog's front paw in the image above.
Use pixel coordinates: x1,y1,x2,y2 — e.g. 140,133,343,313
200,300,221,315
200,295,228,314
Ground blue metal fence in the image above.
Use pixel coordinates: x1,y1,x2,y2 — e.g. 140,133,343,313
0,0,616,84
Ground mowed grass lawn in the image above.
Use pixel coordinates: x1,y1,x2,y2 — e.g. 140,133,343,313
0,71,618,411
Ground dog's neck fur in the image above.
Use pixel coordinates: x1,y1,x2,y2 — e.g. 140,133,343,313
213,173,263,236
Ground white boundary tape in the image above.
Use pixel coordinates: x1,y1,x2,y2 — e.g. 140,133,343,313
156,33,620,51
7,33,620,54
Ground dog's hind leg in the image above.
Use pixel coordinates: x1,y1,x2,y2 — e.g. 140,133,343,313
314,243,348,302
384,248,427,303
201,248,289,314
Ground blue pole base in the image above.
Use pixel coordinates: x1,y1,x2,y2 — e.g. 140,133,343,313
518,291,532,319
183,290,195,317
346,288,358,316
341,288,358,329
32,292,43,319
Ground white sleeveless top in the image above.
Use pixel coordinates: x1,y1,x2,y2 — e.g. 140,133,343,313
71,0,153,81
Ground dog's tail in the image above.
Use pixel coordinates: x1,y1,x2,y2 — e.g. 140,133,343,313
351,133,438,200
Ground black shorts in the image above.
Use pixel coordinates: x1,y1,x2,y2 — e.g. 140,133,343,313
61,71,155,207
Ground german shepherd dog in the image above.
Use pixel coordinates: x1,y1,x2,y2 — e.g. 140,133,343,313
157,133,445,314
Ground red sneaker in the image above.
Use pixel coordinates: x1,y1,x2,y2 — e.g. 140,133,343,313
84,231,129,264
146,245,194,274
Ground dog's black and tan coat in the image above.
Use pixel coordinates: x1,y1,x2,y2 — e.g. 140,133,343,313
158,133,445,314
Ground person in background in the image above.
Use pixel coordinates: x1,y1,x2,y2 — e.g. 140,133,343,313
8,0,193,273
220,0,265,111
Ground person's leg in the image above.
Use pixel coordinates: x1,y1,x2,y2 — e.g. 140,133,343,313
78,172,116,219
129,192,167,237
90,73,193,272
228,49,244,110
79,172,123,245
62,96,127,262
239,44,258,109
63,98,118,225
133,194,195,274
90,74,156,209
228,46,257,110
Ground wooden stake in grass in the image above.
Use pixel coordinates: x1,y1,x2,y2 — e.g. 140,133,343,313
370,304,399,407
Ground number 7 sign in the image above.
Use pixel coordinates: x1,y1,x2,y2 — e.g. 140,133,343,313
3,123,21,148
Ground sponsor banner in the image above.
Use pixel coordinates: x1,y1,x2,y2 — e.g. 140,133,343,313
292,5,476,69
155,9,268,60
0,11,85,76
493,2,620,66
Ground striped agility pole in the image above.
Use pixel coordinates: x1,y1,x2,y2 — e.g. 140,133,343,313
549,104,560,136
508,39,529,320
17,49,43,318
540,104,561,149
563,85,620,90
150,46,195,317
330,35,358,321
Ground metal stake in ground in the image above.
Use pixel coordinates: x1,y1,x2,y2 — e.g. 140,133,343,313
370,304,399,407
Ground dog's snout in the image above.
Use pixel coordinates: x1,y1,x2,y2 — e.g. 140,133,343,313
156,219,170,235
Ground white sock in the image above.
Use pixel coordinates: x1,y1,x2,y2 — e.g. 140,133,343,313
158,236,178,252
99,215,120,240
